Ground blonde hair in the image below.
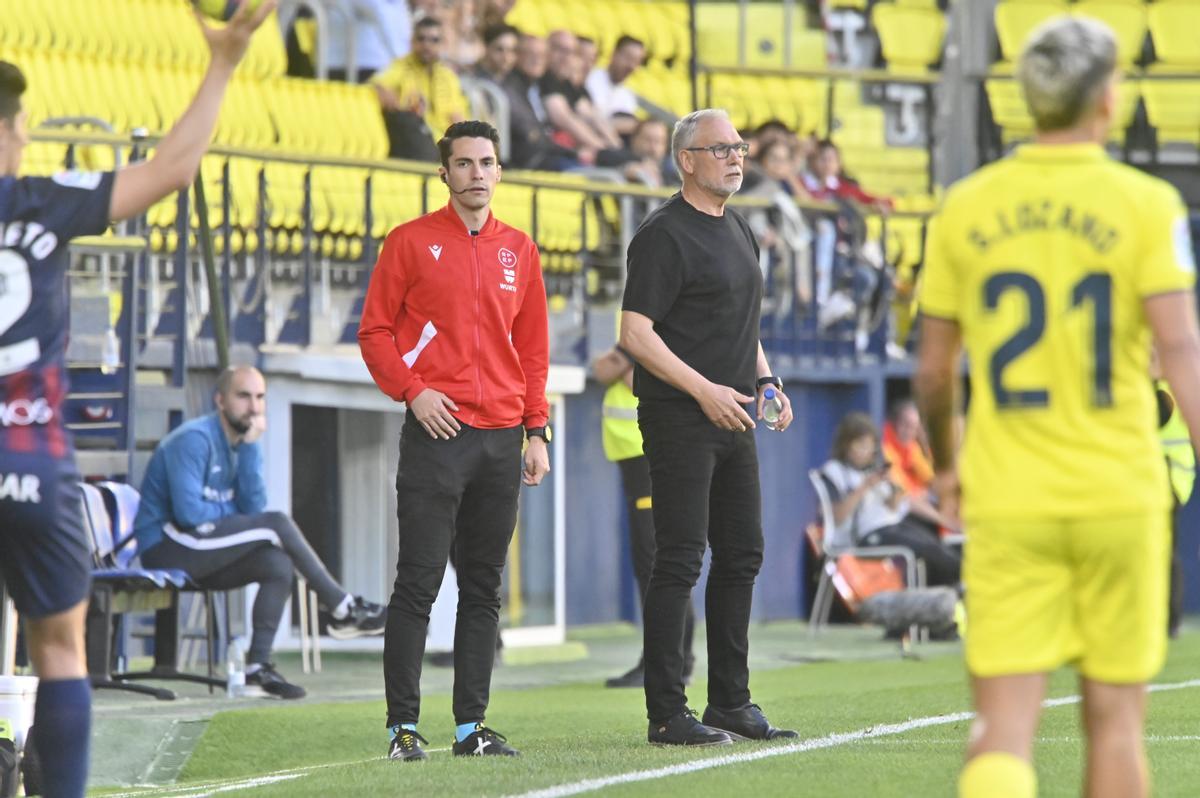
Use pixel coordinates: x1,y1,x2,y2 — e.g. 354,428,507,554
1017,16,1117,132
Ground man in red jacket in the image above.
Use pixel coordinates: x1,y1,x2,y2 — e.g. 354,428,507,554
359,120,550,761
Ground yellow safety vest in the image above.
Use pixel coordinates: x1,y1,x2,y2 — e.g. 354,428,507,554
1158,381,1195,505
601,380,643,462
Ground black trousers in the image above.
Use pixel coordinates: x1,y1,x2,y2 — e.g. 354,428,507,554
142,511,346,664
860,519,962,587
384,413,523,727
617,455,695,666
638,402,763,722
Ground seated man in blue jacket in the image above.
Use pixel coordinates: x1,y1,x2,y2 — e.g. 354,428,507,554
133,366,386,699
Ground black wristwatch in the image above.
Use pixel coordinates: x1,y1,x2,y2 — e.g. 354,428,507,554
756,376,783,391
526,425,552,443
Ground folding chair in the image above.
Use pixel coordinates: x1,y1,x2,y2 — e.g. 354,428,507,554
806,469,926,639
81,483,224,700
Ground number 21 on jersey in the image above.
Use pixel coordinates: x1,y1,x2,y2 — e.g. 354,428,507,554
984,270,1112,409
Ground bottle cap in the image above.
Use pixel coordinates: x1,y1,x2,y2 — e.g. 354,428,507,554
764,388,775,399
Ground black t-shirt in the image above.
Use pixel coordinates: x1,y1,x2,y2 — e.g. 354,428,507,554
539,73,588,107
621,193,762,403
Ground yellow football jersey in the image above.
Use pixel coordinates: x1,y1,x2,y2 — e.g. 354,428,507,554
920,143,1196,521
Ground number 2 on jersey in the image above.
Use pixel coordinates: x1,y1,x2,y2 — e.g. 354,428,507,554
0,250,40,375
984,270,1113,409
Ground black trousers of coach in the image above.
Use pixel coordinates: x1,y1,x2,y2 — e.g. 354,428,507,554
384,412,524,727
638,400,764,723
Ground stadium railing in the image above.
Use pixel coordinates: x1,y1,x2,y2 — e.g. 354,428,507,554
33,127,928,380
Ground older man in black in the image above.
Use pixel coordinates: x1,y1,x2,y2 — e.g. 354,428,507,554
620,109,799,746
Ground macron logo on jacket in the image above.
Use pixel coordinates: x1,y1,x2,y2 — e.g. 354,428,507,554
429,244,442,261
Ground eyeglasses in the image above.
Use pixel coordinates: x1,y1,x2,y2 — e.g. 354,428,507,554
684,142,750,160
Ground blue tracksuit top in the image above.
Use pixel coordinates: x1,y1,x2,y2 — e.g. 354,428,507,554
133,412,268,552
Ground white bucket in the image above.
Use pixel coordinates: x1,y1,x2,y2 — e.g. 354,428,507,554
0,675,37,751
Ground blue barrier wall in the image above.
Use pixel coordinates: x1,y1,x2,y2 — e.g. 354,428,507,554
563,370,883,626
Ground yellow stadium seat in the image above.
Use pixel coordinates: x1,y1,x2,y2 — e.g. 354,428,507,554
1072,2,1146,66
1147,1,1200,68
994,1,1068,64
695,2,816,69
1141,77,1200,147
871,2,946,73
985,77,1036,141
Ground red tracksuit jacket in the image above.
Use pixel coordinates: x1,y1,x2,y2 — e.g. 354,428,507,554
359,204,550,429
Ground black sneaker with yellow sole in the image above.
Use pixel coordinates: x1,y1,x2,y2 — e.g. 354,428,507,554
388,728,429,762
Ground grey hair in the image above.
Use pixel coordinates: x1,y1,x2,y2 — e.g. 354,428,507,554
1017,16,1117,132
672,108,731,171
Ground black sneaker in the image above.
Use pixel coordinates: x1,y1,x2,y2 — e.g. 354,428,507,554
701,703,797,741
605,662,643,688
245,663,306,700
327,596,387,639
648,709,733,747
388,728,429,762
452,725,520,757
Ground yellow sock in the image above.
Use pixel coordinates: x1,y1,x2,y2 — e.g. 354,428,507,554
958,752,1036,798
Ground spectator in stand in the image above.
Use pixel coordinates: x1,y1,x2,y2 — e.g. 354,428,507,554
817,413,961,587
577,36,600,80
804,138,892,214
741,138,815,311
586,35,645,137
541,30,624,154
481,0,518,30
372,17,469,158
472,23,519,85
410,0,480,66
622,118,677,188
750,139,811,199
324,0,411,83
882,398,934,499
503,33,583,169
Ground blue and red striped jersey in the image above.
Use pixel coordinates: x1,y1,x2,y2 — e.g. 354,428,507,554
0,170,115,457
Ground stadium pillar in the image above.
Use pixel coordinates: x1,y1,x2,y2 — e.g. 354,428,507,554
933,0,997,184
688,0,698,111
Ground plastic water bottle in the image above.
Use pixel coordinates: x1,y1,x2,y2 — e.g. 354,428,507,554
226,637,246,698
763,388,783,430
100,328,120,376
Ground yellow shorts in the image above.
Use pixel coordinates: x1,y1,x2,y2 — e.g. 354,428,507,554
964,511,1169,684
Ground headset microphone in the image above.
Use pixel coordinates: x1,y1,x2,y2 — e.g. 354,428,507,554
441,173,475,195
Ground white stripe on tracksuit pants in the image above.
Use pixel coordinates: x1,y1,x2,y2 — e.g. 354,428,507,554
140,511,348,664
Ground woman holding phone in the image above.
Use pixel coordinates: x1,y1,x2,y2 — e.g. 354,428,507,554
817,412,962,587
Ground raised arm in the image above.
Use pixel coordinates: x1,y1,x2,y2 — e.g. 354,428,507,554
109,0,276,222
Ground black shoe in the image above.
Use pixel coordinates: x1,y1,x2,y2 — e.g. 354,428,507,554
388,728,429,762
701,703,797,741
605,663,644,688
452,725,520,757
245,663,306,700
327,596,387,639
648,709,733,747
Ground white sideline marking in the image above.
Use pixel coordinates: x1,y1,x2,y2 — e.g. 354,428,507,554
165,773,303,797
855,735,1200,745
509,678,1200,798
104,748,456,797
